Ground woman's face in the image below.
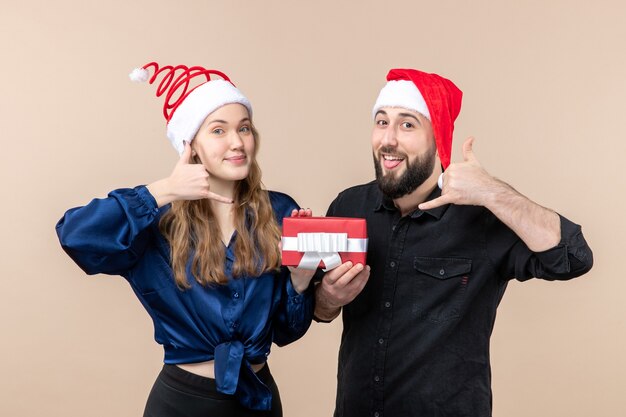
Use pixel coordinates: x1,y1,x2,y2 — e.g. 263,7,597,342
192,103,256,182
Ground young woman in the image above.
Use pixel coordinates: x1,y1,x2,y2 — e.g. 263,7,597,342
56,63,315,417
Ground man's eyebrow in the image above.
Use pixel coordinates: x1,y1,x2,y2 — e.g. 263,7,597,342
398,112,422,125
375,110,388,117
374,110,422,126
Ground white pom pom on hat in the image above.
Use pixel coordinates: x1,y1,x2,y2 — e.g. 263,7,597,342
129,67,150,82
130,62,252,154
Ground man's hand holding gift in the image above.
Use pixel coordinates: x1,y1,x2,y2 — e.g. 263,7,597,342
281,213,370,319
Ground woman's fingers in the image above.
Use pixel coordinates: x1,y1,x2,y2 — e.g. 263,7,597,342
206,191,234,204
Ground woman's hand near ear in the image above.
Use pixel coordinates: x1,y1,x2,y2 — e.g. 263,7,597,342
147,141,233,207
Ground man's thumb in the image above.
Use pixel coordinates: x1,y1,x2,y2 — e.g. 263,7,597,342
462,136,476,162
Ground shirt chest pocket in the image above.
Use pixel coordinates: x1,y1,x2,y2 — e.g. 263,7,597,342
411,257,472,323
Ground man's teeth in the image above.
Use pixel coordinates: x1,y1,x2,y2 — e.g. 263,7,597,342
383,155,403,161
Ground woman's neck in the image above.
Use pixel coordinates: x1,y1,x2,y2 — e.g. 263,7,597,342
208,176,236,201
208,178,238,245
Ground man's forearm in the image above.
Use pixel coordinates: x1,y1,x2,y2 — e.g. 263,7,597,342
485,180,561,252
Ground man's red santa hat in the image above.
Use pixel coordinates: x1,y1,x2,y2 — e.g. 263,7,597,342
129,62,252,155
372,68,463,170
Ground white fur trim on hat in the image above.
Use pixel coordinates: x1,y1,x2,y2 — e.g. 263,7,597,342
372,80,430,120
166,79,253,154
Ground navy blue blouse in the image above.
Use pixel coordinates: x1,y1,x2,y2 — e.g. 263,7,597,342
56,186,314,411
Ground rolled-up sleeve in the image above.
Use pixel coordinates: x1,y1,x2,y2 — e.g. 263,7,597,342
489,213,593,281
55,186,160,276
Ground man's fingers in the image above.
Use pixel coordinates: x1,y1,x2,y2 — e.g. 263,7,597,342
345,266,370,293
332,266,370,305
327,263,365,287
206,191,234,204
323,261,354,285
418,195,450,211
320,264,370,308
290,209,299,217
462,136,476,162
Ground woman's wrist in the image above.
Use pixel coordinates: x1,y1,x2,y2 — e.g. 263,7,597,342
147,178,176,207
290,274,309,294
289,268,315,294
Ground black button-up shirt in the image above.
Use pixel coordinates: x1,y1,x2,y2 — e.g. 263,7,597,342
325,181,593,417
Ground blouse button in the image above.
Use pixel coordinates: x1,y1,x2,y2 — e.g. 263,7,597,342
439,269,445,276
233,292,240,299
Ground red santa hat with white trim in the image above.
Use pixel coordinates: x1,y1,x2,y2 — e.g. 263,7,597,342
372,68,463,170
129,62,252,155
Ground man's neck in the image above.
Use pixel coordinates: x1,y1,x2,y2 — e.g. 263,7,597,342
392,173,439,217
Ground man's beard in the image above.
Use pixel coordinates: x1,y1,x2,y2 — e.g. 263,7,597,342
373,145,436,199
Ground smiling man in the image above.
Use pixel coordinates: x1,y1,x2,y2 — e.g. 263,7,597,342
314,68,594,417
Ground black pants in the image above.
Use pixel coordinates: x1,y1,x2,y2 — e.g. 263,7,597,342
143,364,282,417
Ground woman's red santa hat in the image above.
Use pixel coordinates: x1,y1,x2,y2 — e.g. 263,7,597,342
372,68,463,170
129,62,252,155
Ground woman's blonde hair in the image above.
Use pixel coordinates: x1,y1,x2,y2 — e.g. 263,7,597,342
159,125,282,288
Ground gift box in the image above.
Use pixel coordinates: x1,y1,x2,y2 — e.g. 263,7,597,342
281,217,368,271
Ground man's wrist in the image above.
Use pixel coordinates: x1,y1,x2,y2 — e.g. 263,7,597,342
482,177,517,211
314,283,342,322
313,306,341,322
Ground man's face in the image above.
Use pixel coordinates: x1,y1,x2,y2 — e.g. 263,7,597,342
371,107,437,198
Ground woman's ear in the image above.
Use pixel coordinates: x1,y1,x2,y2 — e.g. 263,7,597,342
191,152,203,165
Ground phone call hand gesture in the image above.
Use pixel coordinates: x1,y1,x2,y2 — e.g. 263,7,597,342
148,141,233,207
419,137,497,211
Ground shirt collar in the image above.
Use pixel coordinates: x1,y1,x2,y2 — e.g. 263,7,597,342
374,184,449,219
